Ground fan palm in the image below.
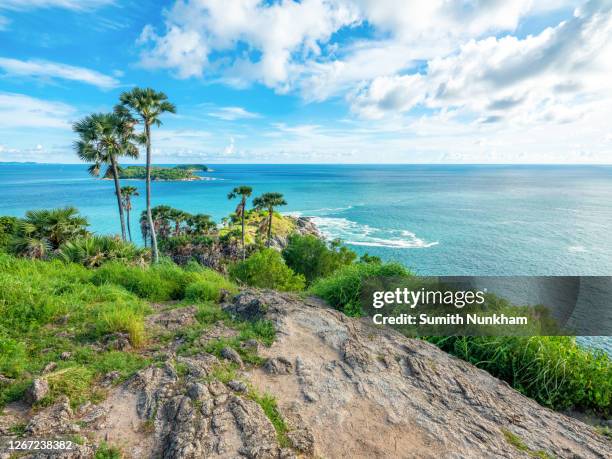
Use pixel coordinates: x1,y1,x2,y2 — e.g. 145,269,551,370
120,186,139,242
252,192,287,247
115,87,176,262
10,207,88,258
73,112,140,241
228,185,253,259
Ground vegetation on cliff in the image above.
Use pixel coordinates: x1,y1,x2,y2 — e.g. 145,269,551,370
105,165,201,181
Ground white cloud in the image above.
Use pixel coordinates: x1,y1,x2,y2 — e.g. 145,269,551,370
348,1,612,123
208,106,260,120
0,58,120,89
223,137,236,156
0,92,75,129
0,0,114,11
0,15,9,30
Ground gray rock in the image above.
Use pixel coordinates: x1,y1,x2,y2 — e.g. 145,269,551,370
227,380,248,393
42,361,57,374
60,351,72,360
264,357,293,375
24,378,49,405
220,346,243,367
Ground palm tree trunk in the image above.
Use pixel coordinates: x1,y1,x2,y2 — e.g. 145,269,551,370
110,157,127,241
241,199,246,260
145,123,159,263
267,206,273,247
126,208,132,242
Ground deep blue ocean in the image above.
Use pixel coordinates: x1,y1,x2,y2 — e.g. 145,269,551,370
1,163,610,352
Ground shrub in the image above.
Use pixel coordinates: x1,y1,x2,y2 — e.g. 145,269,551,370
309,262,410,316
45,366,95,407
427,336,612,415
0,216,18,250
282,235,356,284
229,249,305,291
58,236,149,267
9,207,89,258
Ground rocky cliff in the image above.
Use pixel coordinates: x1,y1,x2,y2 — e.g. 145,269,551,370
1,290,610,458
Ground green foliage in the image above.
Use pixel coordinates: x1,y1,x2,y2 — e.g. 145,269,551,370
0,253,149,407
0,216,18,250
44,366,95,407
95,442,122,459
282,234,356,284
9,207,89,258
428,336,612,415
248,391,290,448
309,262,410,316
111,165,198,181
58,235,149,267
230,249,305,291
175,164,208,171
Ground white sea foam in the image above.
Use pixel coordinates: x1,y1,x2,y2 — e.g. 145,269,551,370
309,216,438,249
568,245,587,253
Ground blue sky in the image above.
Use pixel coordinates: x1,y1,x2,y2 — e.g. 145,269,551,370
0,0,611,164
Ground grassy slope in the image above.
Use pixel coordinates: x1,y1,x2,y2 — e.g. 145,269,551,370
219,211,297,245
0,254,236,408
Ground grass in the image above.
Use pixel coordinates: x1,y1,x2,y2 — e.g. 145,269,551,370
428,336,612,415
95,441,123,459
247,388,291,448
309,261,410,316
501,428,553,458
309,260,612,415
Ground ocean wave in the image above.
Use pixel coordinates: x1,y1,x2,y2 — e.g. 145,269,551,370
309,216,438,249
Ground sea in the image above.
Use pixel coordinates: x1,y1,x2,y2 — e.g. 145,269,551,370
1,163,610,353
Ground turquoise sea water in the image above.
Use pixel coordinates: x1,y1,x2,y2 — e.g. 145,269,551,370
1,163,611,352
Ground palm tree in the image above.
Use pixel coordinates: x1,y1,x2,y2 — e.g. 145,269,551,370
228,185,253,259
187,214,215,235
120,186,139,242
169,208,190,236
73,113,139,241
115,88,176,262
11,207,88,258
252,192,287,247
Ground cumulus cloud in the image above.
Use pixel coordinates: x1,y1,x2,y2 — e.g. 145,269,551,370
348,1,612,122
0,58,120,89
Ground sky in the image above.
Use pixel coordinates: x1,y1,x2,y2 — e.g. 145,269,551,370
1,0,612,164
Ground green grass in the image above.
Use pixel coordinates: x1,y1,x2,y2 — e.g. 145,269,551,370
248,390,291,448
309,261,410,316
428,336,612,415
95,442,122,459
501,428,553,458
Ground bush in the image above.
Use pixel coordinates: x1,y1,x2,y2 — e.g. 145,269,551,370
0,216,18,250
282,235,356,284
427,336,612,415
229,249,305,291
58,236,150,267
309,262,410,316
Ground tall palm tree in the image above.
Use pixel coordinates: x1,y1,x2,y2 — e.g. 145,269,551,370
115,88,176,262
252,192,287,247
120,186,139,242
73,113,139,241
228,185,253,259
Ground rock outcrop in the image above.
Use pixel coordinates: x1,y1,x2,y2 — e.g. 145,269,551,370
1,290,610,458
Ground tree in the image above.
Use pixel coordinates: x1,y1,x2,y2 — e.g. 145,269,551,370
227,185,253,259
186,214,215,235
116,88,176,262
120,186,139,242
252,192,287,247
73,112,139,241
282,234,356,284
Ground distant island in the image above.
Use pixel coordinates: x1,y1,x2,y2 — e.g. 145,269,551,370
104,165,209,181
